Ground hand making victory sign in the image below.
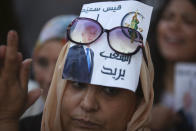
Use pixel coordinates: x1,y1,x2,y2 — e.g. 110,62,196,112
0,31,41,131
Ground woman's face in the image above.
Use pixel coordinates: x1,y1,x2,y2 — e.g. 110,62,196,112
61,81,137,131
157,0,196,62
33,40,63,99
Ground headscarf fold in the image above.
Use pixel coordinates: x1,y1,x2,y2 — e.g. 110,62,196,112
41,41,154,131
127,43,154,131
33,15,76,53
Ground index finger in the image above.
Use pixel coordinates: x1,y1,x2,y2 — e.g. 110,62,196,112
3,30,20,78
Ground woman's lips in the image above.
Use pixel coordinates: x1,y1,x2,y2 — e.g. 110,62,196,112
72,117,103,129
164,35,185,45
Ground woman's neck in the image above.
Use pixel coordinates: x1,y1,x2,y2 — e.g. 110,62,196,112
163,62,175,94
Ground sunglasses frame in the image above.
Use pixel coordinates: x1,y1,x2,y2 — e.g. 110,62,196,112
67,17,148,63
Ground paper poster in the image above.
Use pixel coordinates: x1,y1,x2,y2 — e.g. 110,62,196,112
174,63,196,130
62,0,153,92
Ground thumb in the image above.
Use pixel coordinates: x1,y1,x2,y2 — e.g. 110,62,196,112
24,88,42,111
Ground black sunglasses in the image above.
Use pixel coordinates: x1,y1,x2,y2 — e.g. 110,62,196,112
67,17,148,64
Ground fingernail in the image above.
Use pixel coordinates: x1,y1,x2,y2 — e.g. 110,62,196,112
26,59,32,67
8,30,16,38
23,59,32,73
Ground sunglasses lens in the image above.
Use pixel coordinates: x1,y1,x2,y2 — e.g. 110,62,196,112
69,18,102,44
109,27,143,54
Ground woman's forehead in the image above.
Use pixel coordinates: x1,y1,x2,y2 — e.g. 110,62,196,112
67,80,135,93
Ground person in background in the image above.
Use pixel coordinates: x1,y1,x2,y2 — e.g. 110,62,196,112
19,15,77,131
148,0,196,130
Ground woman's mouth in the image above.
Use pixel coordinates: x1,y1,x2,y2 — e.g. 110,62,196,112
164,35,185,45
72,117,103,129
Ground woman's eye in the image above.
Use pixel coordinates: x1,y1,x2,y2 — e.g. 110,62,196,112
71,82,87,89
37,57,49,68
162,13,173,21
184,18,196,26
102,87,121,96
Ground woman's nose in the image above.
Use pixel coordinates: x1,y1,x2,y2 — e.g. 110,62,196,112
80,87,99,112
168,17,182,31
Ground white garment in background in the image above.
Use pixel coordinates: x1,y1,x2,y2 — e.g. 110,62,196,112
20,80,45,119
161,92,175,109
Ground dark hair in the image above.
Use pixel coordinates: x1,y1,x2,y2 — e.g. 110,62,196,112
135,80,143,98
147,0,168,103
190,0,196,7
147,0,195,103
